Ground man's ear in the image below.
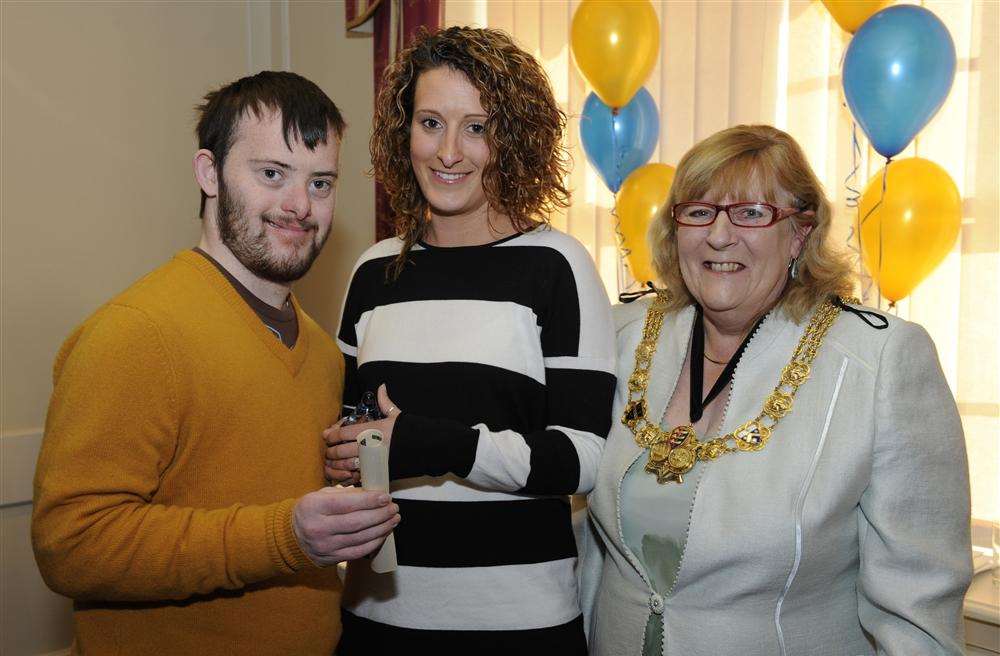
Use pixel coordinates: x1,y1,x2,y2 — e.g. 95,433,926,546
193,149,219,198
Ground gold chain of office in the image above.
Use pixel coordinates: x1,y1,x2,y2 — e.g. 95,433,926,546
621,293,853,484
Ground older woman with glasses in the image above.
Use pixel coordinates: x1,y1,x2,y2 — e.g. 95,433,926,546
579,124,972,656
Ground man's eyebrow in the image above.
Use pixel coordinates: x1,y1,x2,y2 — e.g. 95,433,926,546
249,159,337,178
249,158,293,170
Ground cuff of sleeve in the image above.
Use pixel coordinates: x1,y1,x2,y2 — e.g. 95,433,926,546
270,497,320,572
390,413,479,480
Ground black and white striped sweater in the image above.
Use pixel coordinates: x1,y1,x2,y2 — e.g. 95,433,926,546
335,227,616,655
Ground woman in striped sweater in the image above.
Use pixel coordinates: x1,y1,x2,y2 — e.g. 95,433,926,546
324,26,616,656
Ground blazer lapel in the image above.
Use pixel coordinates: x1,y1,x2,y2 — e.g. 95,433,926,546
644,305,696,427
602,305,698,585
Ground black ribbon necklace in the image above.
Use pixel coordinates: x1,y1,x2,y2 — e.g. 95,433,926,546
832,296,888,329
689,305,767,423
618,281,657,304
688,297,883,424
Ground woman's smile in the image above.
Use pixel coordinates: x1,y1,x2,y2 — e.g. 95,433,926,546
430,169,472,184
703,261,745,273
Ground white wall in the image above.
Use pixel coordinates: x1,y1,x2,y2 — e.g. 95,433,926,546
0,2,373,653
289,0,376,330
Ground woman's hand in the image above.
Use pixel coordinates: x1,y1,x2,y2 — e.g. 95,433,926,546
324,384,401,485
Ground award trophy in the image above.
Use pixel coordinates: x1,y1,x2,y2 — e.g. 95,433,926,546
356,428,397,573
342,390,384,426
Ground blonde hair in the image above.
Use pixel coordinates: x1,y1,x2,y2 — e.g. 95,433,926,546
371,26,571,280
648,124,854,323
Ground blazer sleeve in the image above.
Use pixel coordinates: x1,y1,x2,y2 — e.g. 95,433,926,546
577,506,607,642
856,320,973,655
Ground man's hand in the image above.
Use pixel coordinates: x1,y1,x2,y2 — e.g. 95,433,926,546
322,418,354,484
291,486,400,567
324,384,401,485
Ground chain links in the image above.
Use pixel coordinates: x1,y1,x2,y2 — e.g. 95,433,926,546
622,296,852,484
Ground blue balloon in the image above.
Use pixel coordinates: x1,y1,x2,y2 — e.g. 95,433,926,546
843,5,955,159
580,87,659,193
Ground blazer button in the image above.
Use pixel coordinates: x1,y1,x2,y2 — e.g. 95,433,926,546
648,592,664,615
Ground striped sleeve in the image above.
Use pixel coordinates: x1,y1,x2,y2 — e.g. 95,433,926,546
389,235,616,494
336,240,401,416
336,288,360,417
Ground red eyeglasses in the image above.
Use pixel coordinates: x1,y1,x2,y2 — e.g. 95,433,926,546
672,202,813,228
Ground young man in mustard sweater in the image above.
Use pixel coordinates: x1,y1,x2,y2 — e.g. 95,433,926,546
31,71,400,655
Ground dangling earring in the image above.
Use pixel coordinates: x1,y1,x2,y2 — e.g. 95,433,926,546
788,257,800,280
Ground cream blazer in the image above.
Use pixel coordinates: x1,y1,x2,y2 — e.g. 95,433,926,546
580,299,972,656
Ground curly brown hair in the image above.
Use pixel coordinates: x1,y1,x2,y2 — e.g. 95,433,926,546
371,26,571,279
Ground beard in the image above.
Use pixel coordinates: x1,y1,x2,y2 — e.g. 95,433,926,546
215,177,329,284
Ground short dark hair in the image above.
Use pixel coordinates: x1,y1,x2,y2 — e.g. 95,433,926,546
195,71,346,217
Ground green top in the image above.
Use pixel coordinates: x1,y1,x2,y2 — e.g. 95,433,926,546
621,454,703,656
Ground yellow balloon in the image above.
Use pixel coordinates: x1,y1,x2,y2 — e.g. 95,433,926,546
858,157,961,302
571,0,660,108
821,0,892,34
617,163,675,284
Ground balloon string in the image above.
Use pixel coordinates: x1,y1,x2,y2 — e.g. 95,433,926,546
611,200,653,296
845,119,863,208
877,159,891,310
843,118,872,303
612,109,622,196
858,158,891,310
611,202,629,259
610,200,633,292
610,105,631,293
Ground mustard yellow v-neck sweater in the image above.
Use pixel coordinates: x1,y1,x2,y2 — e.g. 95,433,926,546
32,250,345,655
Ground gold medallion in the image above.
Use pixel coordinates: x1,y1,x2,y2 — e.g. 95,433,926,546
649,442,671,463
621,296,847,485
628,370,649,392
698,441,724,460
781,362,810,387
668,425,696,446
763,391,793,420
733,420,771,451
622,400,647,428
667,446,696,472
636,425,661,448
636,341,656,363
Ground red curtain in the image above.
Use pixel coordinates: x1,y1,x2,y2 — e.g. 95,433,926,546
346,0,442,241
